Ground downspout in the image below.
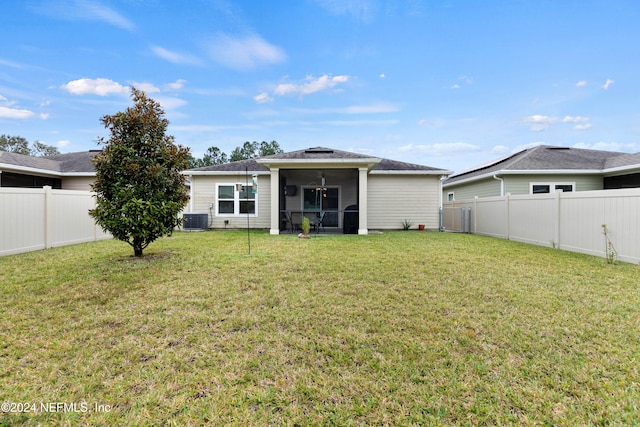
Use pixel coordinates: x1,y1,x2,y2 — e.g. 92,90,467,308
493,174,504,196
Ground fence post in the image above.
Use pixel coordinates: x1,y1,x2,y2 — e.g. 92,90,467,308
43,186,52,249
505,193,510,240
554,190,562,249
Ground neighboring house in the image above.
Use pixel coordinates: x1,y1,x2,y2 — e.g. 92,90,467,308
0,150,98,191
184,147,452,234
443,145,640,201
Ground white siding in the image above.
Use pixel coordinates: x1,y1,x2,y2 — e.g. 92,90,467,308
368,175,441,230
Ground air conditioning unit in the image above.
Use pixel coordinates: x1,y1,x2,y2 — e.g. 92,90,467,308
183,212,208,231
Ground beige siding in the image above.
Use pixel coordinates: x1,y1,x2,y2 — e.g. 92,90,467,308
61,176,95,191
445,178,501,200
505,174,603,194
368,175,441,230
190,174,271,229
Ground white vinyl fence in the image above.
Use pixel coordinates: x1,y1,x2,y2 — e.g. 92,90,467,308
443,188,640,264
1,186,111,257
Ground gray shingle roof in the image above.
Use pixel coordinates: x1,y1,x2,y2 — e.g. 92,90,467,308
444,145,634,185
0,150,98,174
186,147,450,173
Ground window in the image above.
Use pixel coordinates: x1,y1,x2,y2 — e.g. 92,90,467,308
530,182,575,194
447,192,454,201
216,184,256,215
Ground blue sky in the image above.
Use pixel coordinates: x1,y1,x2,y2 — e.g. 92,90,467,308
2,0,639,174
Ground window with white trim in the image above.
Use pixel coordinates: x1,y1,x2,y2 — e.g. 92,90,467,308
216,184,256,215
530,182,575,194
447,192,455,201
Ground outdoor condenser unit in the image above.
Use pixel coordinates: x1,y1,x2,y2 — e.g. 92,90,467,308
183,212,208,230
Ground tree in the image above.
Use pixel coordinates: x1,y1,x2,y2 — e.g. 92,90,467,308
188,146,228,168
229,140,283,161
0,134,60,156
229,141,258,162
258,140,283,157
31,141,60,156
89,88,190,257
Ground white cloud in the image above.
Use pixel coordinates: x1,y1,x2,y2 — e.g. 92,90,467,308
62,78,129,96
562,116,589,123
576,80,587,87
450,84,460,89
274,74,349,97
603,79,614,90
152,96,187,110
207,33,286,70
37,0,135,30
0,106,34,119
165,79,187,91
151,46,202,66
39,113,49,120
522,115,559,131
57,140,71,148
132,82,160,93
398,142,481,155
254,92,273,104
522,115,591,131
379,73,385,78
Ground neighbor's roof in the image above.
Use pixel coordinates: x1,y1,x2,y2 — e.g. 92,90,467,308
0,150,98,176
186,147,452,175
444,145,637,186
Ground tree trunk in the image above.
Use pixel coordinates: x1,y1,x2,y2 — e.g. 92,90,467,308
134,245,144,257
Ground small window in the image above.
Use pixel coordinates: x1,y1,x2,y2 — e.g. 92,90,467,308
447,192,455,201
530,182,574,194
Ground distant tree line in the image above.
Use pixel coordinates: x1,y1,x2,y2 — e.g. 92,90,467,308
188,140,283,168
0,134,60,156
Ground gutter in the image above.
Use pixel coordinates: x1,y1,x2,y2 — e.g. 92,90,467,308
493,174,504,196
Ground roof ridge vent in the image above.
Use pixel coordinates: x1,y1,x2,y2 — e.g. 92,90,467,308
547,146,571,150
305,147,334,154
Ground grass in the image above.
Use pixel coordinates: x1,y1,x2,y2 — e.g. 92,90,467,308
0,230,639,426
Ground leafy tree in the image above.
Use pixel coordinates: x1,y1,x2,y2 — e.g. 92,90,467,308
90,88,190,257
188,146,229,168
0,135,30,154
229,141,259,162
229,140,283,161
0,135,59,156
31,141,61,156
258,140,283,157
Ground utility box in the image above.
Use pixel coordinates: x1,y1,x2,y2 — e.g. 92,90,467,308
183,212,208,230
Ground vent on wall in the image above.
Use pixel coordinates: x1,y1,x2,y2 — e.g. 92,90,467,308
183,213,208,230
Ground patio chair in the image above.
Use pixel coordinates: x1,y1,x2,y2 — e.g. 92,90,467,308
289,211,303,233
310,212,325,234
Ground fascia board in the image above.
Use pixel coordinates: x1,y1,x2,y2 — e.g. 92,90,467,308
443,169,602,187
369,169,452,176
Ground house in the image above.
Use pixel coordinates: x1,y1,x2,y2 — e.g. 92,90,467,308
0,150,98,190
184,147,452,234
443,145,640,201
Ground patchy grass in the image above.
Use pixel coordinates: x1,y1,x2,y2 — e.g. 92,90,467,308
0,231,638,426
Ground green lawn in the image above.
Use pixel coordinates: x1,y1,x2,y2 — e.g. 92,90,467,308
0,231,638,426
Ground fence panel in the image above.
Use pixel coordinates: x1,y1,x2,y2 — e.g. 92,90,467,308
444,188,640,264
1,187,110,257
